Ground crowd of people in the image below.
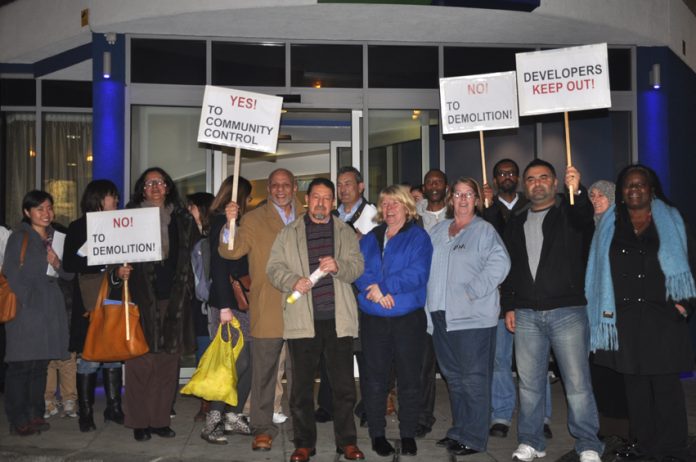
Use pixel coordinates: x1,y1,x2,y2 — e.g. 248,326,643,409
0,160,694,462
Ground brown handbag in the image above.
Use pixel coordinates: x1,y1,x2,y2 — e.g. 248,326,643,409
0,232,29,324
230,274,251,312
82,274,149,362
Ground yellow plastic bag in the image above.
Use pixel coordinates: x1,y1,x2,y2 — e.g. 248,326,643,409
180,319,244,406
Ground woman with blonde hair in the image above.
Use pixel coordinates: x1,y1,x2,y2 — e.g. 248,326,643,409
355,185,433,457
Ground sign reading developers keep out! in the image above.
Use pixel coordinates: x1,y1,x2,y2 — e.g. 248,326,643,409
516,43,611,116
197,86,283,153
440,71,519,135
86,208,162,266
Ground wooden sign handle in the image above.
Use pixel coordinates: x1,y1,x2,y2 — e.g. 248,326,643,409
228,147,241,250
123,263,130,341
479,131,489,208
564,112,575,206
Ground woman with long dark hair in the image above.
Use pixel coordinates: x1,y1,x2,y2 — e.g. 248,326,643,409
587,164,696,461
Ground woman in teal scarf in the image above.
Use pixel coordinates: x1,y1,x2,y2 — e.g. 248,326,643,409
586,165,696,462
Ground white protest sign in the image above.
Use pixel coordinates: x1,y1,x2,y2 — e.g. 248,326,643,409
516,43,611,116
86,208,162,266
197,85,283,153
440,71,519,134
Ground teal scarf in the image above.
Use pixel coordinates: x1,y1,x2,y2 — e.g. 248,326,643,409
585,199,696,351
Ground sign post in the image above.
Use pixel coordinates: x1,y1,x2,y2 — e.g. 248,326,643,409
440,71,519,208
516,43,611,204
197,86,283,249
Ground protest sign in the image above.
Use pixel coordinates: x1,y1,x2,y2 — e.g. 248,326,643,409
197,85,283,153
86,208,162,266
440,71,519,134
516,43,611,116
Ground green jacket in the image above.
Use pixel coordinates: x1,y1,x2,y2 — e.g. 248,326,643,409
266,216,364,340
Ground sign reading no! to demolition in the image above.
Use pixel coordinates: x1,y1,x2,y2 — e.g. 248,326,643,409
440,71,519,135
516,43,611,116
197,85,283,153
86,208,162,266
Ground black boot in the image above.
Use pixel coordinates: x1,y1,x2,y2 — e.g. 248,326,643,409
77,373,97,432
103,368,125,424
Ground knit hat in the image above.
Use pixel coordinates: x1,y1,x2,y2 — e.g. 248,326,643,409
589,180,615,207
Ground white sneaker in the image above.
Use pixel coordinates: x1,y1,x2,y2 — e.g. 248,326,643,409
512,443,546,461
63,400,78,418
579,450,601,462
43,401,59,419
272,412,288,424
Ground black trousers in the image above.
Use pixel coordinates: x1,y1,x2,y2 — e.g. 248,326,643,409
360,309,426,439
288,318,357,448
624,372,689,459
417,333,438,429
4,359,49,428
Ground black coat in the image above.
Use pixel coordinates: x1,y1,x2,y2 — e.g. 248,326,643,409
208,213,249,311
500,187,595,312
594,208,696,375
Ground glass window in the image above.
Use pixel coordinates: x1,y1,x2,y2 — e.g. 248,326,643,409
444,47,533,77
131,106,207,197
608,48,632,91
368,46,438,88
42,113,93,226
1,79,36,106
131,39,206,85
3,112,36,227
291,44,362,88
42,80,92,108
367,109,439,201
212,42,286,87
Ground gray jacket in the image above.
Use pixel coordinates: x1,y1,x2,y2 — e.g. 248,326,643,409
4,222,72,362
266,216,364,340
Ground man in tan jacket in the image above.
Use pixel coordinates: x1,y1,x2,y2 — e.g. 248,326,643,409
219,168,301,451
267,178,365,462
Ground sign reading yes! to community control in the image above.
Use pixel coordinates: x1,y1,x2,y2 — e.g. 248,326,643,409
516,43,611,116
197,86,283,153
440,71,519,134
86,208,162,266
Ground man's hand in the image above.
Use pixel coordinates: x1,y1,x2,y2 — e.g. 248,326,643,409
505,311,516,333
293,277,313,295
565,165,581,194
318,256,338,275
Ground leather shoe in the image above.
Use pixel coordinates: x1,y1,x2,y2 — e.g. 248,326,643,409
133,428,151,441
543,423,553,439
10,424,38,436
314,407,333,423
448,442,479,456
290,447,315,462
615,441,649,460
436,436,455,447
149,426,175,438
414,424,431,438
489,422,509,438
372,436,395,457
401,438,417,456
337,444,365,460
252,433,273,451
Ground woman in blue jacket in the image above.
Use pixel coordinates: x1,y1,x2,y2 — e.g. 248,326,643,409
355,185,433,458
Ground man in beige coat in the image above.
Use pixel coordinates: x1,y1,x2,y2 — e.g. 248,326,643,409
267,178,364,462
219,168,302,451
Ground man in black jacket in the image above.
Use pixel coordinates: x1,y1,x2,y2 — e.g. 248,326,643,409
501,159,603,462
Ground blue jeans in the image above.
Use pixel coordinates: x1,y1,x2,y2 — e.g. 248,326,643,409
431,312,495,452
514,307,602,454
491,319,552,426
76,357,121,375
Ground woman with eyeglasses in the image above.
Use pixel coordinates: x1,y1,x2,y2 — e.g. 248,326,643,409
426,178,510,457
123,167,198,442
355,185,433,457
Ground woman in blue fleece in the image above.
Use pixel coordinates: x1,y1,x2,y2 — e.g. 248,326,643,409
355,185,433,458
426,178,510,456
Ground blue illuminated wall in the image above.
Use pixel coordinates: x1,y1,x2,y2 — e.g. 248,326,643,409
92,33,126,199
636,46,696,227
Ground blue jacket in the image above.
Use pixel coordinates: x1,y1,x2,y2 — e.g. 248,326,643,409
355,221,433,317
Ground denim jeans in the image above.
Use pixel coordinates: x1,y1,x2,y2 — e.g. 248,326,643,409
514,307,603,455
431,312,495,452
491,319,552,426
76,357,121,375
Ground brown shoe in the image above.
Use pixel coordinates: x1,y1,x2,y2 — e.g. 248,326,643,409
194,399,209,422
252,433,273,451
337,444,365,460
290,447,316,462
10,424,38,436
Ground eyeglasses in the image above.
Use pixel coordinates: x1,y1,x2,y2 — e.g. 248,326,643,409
496,171,517,178
452,191,476,200
143,179,166,189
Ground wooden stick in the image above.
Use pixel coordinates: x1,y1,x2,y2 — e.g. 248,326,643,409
228,147,241,250
479,131,489,208
123,264,130,342
564,112,575,206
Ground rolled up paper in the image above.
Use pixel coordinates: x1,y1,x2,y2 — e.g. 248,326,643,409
287,267,328,304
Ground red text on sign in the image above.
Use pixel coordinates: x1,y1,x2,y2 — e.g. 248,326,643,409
532,82,564,95
113,217,133,228
230,96,257,110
